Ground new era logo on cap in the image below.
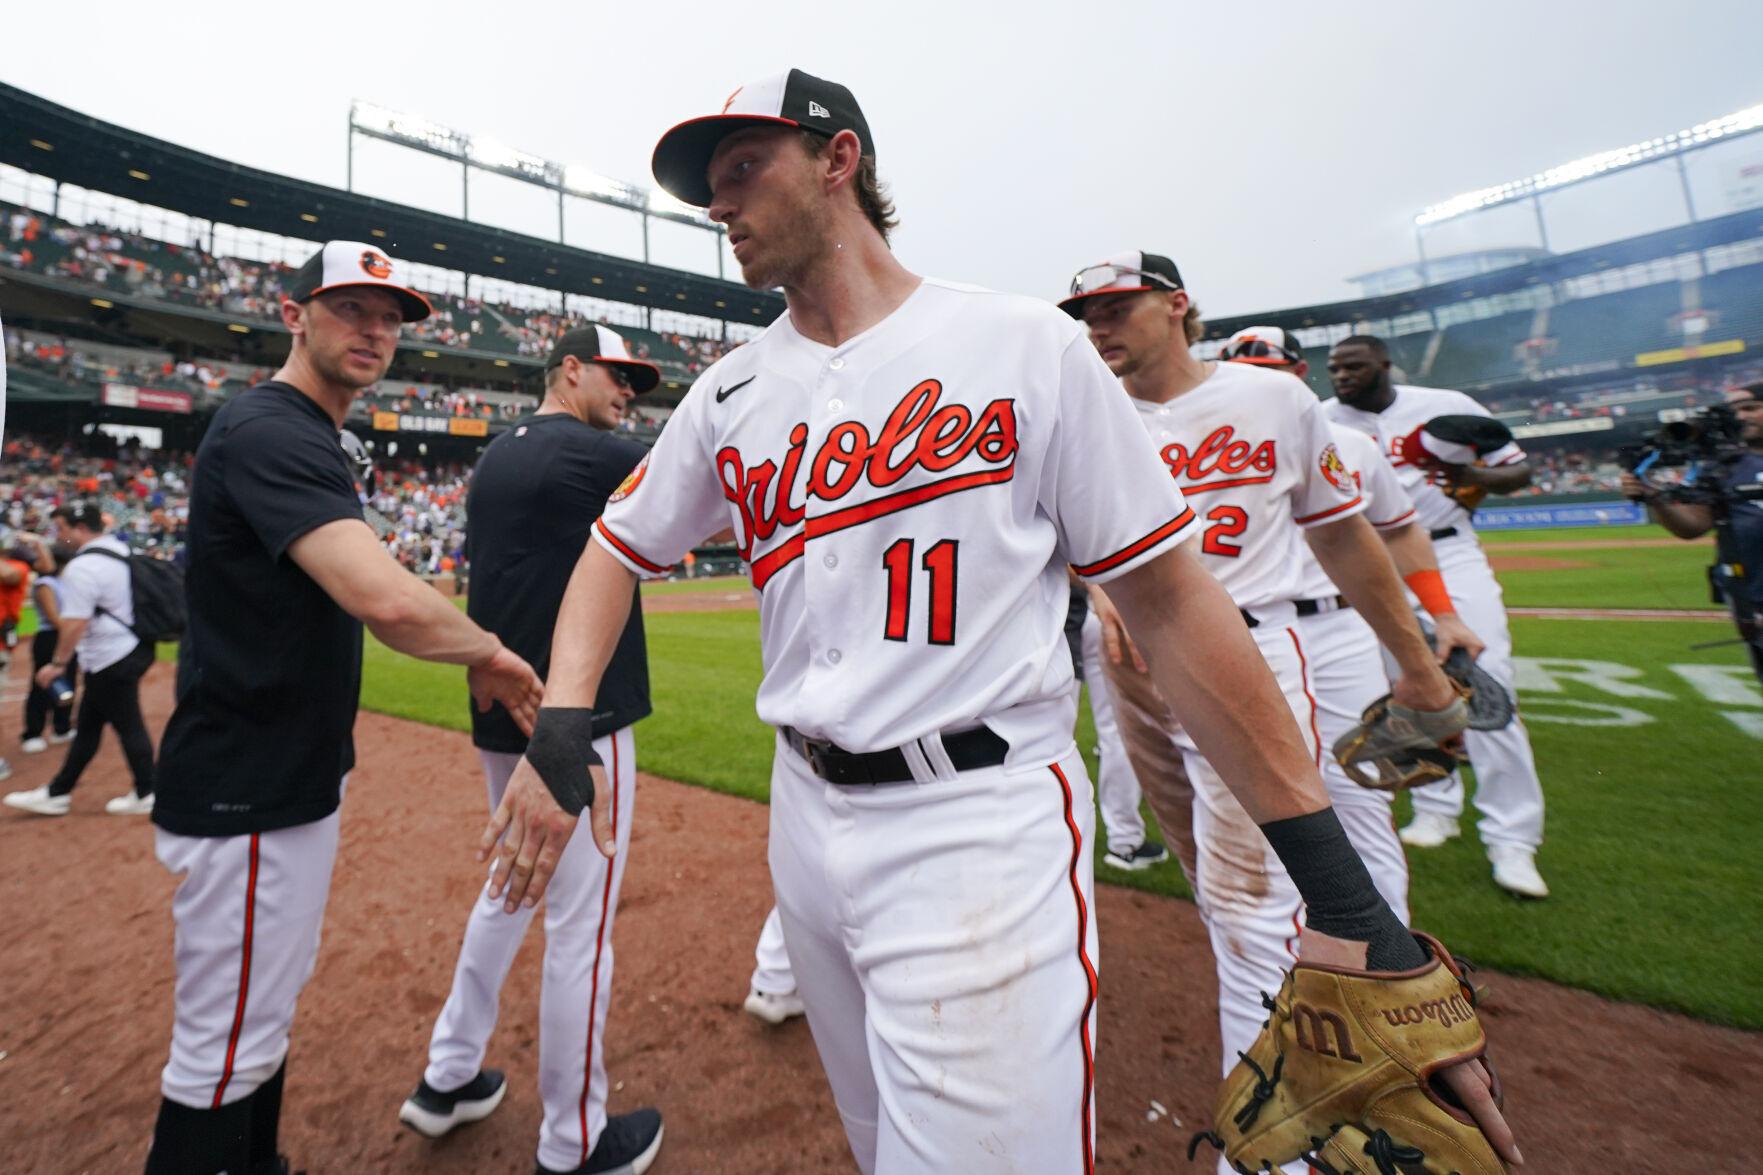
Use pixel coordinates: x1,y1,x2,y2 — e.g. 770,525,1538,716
544,323,661,394
288,241,432,322
1058,250,1184,318
652,69,874,206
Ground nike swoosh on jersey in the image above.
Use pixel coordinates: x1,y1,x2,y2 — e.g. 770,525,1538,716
715,375,756,403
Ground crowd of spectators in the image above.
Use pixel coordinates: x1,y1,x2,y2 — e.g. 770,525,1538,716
1508,449,1627,497
362,459,471,579
2,201,732,377
0,435,192,561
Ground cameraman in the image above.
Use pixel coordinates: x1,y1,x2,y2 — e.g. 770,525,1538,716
1621,384,1763,680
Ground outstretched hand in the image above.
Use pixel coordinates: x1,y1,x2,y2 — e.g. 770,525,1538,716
477,756,614,912
468,645,544,735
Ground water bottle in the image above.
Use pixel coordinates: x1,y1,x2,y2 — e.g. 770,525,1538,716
50,675,75,707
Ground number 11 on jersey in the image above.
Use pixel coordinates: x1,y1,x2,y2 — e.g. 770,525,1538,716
882,538,959,645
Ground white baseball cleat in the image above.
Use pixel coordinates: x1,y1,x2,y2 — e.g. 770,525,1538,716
49,730,77,745
4,785,70,816
20,737,48,755
1489,846,1549,899
743,986,806,1025
1397,812,1460,849
105,791,155,816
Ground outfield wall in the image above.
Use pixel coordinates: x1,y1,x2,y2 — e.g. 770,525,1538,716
1471,499,1647,530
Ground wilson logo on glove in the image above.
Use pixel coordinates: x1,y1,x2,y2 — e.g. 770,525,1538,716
1291,1005,1362,1062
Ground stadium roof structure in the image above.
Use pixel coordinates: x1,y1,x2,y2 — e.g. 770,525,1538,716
0,82,785,326
1203,205,1763,341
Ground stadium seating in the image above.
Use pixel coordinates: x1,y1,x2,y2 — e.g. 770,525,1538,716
1428,310,1534,389
1546,281,1684,370
1700,263,1763,346
1,200,730,380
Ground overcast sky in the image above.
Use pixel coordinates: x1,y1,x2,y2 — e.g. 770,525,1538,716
6,0,1762,316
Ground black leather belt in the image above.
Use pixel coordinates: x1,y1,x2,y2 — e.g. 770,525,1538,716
780,725,1009,786
1430,526,1459,541
1295,594,1352,617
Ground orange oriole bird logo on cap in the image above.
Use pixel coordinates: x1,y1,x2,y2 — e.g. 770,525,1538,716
359,250,393,279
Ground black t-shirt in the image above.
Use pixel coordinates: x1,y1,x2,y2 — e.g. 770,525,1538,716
468,413,651,752
1716,451,1763,612
154,383,366,836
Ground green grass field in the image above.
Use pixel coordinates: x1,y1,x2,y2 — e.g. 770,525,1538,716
352,535,1762,1027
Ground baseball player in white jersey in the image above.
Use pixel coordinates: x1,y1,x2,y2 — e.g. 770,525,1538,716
1324,335,1549,899
1215,327,1490,917
1059,263,1482,1175
476,70,1515,1175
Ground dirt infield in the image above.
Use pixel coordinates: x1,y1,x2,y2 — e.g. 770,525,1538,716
2,668,1758,1172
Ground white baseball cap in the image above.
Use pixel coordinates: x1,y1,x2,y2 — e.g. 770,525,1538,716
288,241,432,322
1220,326,1304,367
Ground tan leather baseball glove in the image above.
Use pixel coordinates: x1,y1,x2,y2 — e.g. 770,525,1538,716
1331,692,1468,791
1191,932,1506,1175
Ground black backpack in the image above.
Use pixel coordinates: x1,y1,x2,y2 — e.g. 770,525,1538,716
73,546,187,643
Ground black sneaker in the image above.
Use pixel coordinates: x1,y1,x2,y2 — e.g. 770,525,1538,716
398,1069,507,1138
1103,840,1170,872
537,1108,665,1175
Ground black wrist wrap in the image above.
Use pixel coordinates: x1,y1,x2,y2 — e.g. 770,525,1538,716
524,707,600,817
1259,807,1428,972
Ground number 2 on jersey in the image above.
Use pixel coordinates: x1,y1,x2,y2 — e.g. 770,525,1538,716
882,538,958,645
1201,505,1248,557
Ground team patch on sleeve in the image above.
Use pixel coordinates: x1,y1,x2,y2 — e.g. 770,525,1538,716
610,454,649,503
1318,443,1354,494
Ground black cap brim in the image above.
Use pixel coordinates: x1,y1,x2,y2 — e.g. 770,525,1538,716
599,358,661,394
652,114,804,206
1056,285,1158,319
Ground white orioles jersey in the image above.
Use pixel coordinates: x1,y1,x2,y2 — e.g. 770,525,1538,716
593,278,1197,767
1324,384,1526,534
1293,424,1417,600
1127,362,1364,611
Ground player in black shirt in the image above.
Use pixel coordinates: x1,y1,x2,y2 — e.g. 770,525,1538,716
398,325,665,1174
144,241,543,1175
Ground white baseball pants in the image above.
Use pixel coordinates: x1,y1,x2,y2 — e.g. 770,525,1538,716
750,905,797,994
1407,537,1545,852
768,735,1100,1175
1079,609,1150,854
156,797,344,1109
422,730,637,1174
1295,605,1410,924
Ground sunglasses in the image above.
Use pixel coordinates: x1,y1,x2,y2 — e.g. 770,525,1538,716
1069,263,1181,298
1222,336,1303,365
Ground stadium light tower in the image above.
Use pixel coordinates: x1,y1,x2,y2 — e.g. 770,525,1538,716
1411,102,1763,282
346,100,724,275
